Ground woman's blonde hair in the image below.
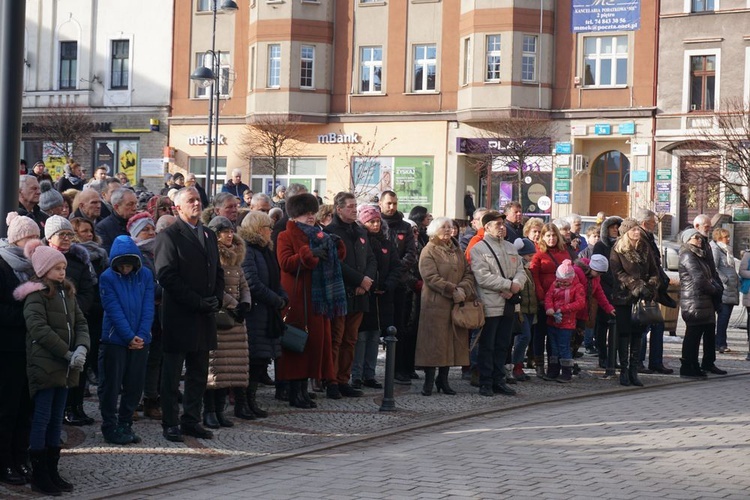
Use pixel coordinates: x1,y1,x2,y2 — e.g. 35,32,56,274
537,223,566,253
712,227,730,242
523,217,544,237
613,227,643,253
241,210,273,240
315,204,334,226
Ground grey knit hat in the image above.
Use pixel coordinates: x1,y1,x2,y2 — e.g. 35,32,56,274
208,216,234,233
39,180,64,212
44,215,74,240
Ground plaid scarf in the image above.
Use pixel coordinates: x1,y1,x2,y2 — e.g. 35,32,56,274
295,221,347,319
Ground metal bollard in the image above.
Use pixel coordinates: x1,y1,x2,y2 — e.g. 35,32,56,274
605,318,617,378
379,326,398,411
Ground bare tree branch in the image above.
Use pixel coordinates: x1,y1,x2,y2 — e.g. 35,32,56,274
239,115,309,189
336,127,395,201
30,105,93,160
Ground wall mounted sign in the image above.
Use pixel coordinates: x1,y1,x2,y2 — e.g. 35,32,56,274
594,124,611,135
656,168,672,181
554,180,571,191
555,142,572,154
554,192,571,204
618,122,635,135
571,0,641,33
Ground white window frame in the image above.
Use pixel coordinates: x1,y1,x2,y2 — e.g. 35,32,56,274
485,35,501,83
360,46,383,93
686,0,718,12
300,44,315,89
58,40,78,90
195,52,231,98
413,43,437,92
582,35,629,88
109,39,131,90
682,48,721,114
462,37,472,86
267,44,281,89
521,35,537,83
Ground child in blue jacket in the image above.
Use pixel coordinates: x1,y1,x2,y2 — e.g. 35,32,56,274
98,235,154,445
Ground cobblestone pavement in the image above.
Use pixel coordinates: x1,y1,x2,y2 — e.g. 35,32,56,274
3,311,750,499
123,374,750,500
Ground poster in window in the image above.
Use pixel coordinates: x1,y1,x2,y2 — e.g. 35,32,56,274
393,157,434,214
118,140,139,186
96,141,116,175
42,142,71,182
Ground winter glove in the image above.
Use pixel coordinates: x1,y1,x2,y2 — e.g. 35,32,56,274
69,346,87,371
237,302,250,316
452,287,466,304
199,296,220,313
311,247,328,261
553,311,563,324
639,287,654,302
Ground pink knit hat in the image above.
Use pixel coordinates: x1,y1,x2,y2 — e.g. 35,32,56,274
24,240,66,278
358,205,381,224
556,259,575,280
6,212,40,245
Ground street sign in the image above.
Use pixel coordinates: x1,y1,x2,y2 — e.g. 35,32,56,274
554,180,570,191
656,182,671,192
656,168,672,181
594,124,611,135
555,168,571,179
554,192,571,204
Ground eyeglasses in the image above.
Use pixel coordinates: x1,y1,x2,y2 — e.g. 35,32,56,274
56,232,75,239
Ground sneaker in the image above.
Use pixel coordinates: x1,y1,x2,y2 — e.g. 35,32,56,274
102,426,133,445
585,346,599,355
121,423,142,444
362,379,383,389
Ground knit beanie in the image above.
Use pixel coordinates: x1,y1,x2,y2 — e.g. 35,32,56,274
44,215,74,240
127,212,155,239
6,212,40,245
514,237,536,256
681,228,700,244
589,254,609,273
24,240,66,278
358,205,381,224
556,259,575,280
208,216,233,233
618,217,640,236
39,180,64,212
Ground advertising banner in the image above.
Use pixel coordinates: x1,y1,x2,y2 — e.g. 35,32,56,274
572,0,641,33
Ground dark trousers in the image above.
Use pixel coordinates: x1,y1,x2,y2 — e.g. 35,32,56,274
595,307,612,357
532,305,548,358
0,353,32,467
143,335,162,399
477,315,513,386
203,388,228,413
97,343,149,432
331,312,364,385
393,287,416,376
682,323,716,368
160,350,209,427
30,387,67,450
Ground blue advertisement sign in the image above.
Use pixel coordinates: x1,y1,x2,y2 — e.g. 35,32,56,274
555,142,572,154
618,122,635,135
554,192,571,204
594,124,611,135
572,0,641,33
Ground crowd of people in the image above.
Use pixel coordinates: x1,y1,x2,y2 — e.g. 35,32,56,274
0,161,740,495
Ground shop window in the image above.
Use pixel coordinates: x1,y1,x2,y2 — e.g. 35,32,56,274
189,156,227,184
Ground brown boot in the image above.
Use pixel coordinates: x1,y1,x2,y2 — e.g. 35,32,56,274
143,397,162,420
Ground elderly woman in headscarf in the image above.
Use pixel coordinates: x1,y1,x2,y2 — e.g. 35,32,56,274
0,213,41,485
276,193,346,408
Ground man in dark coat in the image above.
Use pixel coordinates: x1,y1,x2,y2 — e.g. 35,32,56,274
155,187,224,442
503,201,524,243
323,192,377,399
379,190,419,384
72,189,106,225
95,188,137,255
17,175,48,232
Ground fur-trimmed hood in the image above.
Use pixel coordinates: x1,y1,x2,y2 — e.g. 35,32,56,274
599,216,623,244
201,207,215,227
218,234,246,267
237,225,272,250
13,281,46,301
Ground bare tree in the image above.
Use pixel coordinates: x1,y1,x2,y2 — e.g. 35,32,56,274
462,110,554,209
30,105,93,160
336,127,395,200
239,115,308,189
686,97,750,211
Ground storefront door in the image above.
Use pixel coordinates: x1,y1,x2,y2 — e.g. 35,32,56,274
589,150,630,217
679,156,720,229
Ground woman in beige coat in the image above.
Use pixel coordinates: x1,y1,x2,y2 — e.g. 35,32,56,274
415,217,476,395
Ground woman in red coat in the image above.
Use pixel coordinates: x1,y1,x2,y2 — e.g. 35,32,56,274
276,193,346,409
529,223,572,379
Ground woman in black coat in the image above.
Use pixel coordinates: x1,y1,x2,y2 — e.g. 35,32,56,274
678,229,726,378
0,213,41,485
239,211,288,417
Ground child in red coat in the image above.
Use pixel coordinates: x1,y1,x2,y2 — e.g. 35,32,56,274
545,260,586,382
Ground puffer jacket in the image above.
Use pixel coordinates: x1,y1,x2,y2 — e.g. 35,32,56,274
710,240,739,306
530,246,572,302
591,216,622,298
679,243,721,324
544,280,586,330
208,233,250,389
14,280,90,398
469,235,527,317
609,239,660,306
99,236,154,347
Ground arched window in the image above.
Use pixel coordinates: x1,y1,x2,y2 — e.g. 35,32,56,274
591,150,630,192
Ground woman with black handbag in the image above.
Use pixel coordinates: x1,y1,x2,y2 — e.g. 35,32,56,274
679,229,727,378
276,194,346,408
609,218,661,387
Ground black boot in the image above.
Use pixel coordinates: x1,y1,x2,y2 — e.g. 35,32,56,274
618,336,630,386
274,382,289,401
30,449,61,496
435,367,456,395
233,387,256,420
247,382,268,418
46,447,73,492
628,335,644,387
202,390,220,429
299,379,317,408
421,368,436,396
214,390,234,427
288,381,312,409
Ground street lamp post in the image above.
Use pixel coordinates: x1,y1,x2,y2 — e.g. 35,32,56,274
190,0,237,198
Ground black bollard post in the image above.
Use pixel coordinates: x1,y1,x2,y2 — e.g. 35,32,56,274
604,318,617,378
379,326,398,412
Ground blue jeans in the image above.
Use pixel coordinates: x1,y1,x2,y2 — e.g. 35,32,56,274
715,303,733,350
477,315,513,386
547,326,573,361
351,330,380,381
98,343,149,432
640,322,665,368
512,313,533,364
30,387,68,450
584,327,595,349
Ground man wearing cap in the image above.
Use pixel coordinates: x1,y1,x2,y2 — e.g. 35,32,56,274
155,187,224,442
30,161,53,184
470,210,526,396
17,175,48,232
96,188,138,255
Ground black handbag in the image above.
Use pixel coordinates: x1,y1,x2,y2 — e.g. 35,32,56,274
215,309,235,330
481,240,523,313
631,299,664,325
281,264,309,353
